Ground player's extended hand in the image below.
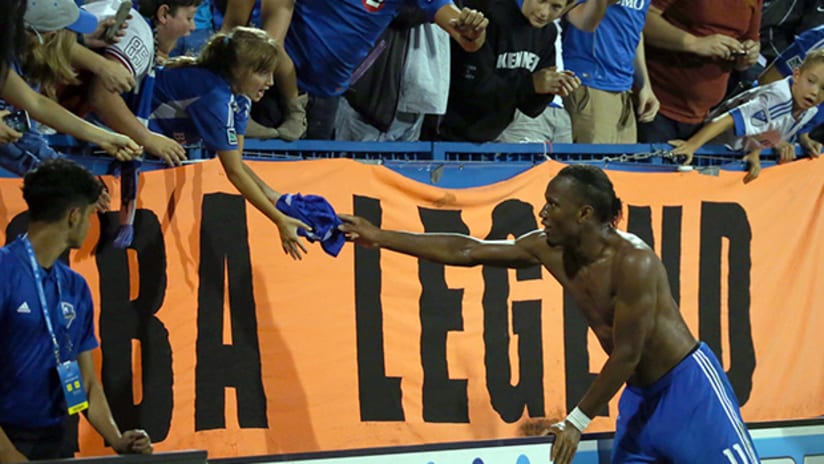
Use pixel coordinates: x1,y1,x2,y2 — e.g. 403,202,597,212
449,7,488,43
0,446,29,463
338,214,381,248
113,429,153,454
548,421,582,464
144,132,187,166
100,133,143,161
667,139,695,165
0,110,23,144
532,69,580,97
277,215,311,260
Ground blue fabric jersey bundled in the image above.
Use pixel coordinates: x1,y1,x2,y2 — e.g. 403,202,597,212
275,193,345,257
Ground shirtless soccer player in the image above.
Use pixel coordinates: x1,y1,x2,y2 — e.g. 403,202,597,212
339,164,759,464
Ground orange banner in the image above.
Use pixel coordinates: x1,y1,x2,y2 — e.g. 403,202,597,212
1,158,822,459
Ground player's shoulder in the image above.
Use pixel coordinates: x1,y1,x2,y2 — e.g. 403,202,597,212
613,230,661,273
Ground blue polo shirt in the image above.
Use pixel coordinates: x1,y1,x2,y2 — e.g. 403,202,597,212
562,0,650,92
148,66,251,152
0,237,98,428
284,0,452,96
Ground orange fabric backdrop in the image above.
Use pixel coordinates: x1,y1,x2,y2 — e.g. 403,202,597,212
0,158,822,459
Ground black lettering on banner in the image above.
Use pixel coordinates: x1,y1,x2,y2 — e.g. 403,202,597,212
661,206,683,303
353,195,404,421
699,202,755,404
481,200,544,423
418,208,469,423
96,210,173,440
196,194,267,430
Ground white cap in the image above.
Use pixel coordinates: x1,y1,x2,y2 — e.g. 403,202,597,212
24,0,99,34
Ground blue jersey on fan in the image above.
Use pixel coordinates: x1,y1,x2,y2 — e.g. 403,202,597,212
148,66,251,152
285,0,453,97
0,237,98,429
562,0,651,92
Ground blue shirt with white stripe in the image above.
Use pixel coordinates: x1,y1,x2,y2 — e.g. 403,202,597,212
0,238,98,429
148,66,251,152
711,77,818,150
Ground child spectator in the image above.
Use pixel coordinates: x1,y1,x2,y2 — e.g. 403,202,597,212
759,24,824,161
147,27,311,259
79,0,201,167
669,49,824,183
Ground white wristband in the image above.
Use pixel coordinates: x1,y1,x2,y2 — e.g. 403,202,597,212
565,407,591,432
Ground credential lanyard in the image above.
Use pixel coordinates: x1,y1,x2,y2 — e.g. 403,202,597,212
22,234,70,366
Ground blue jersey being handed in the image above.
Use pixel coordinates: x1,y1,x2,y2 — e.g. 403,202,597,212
148,66,251,152
0,238,98,429
562,0,650,92
285,0,452,97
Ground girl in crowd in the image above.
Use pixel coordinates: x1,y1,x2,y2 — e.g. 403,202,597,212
148,27,310,259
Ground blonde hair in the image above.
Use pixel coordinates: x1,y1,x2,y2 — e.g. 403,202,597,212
166,27,279,84
20,29,79,99
800,49,824,72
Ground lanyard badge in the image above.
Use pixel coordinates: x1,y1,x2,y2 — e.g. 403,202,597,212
22,236,89,415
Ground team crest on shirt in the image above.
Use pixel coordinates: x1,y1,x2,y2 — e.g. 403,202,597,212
362,0,386,13
61,302,76,329
751,110,768,125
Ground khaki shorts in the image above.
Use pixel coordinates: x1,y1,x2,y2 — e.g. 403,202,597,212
563,85,637,143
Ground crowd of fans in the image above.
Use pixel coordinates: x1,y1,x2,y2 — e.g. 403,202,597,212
0,0,823,184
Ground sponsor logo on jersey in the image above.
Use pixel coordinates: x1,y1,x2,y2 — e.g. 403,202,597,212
363,0,386,13
618,0,646,10
752,110,768,125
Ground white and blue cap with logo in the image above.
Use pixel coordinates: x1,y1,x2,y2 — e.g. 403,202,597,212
24,0,99,34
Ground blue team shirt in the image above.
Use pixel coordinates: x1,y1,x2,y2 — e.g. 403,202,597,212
562,0,650,92
0,238,98,428
285,0,452,96
148,66,251,152
771,25,824,133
